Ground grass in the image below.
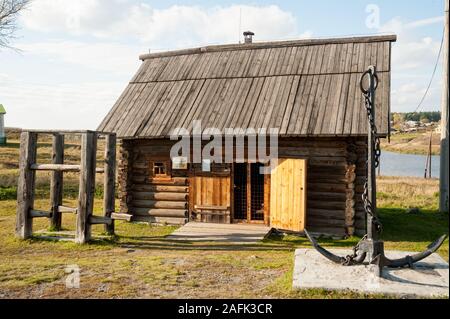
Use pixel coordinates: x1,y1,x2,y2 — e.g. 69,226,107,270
0,136,448,299
381,131,440,155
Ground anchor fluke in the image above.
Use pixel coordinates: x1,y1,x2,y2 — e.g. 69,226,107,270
374,234,448,269
304,229,347,264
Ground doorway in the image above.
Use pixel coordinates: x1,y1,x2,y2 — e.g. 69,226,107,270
233,163,265,223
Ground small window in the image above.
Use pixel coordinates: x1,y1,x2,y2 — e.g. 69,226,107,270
150,161,170,179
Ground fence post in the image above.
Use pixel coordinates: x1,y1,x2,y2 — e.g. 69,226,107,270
16,132,37,239
104,134,116,235
76,131,97,244
50,133,64,230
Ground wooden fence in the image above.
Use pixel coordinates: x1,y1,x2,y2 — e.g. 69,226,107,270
15,130,131,244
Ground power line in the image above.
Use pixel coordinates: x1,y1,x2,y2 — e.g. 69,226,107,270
413,28,445,113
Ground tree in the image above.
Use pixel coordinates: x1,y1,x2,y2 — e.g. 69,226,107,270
0,0,30,49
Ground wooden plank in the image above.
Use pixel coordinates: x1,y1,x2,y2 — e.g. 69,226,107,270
103,134,116,235
30,210,52,218
15,132,37,239
334,73,351,135
89,215,113,226
76,132,97,244
131,208,188,218
111,213,133,222
161,79,205,136
50,133,64,230
31,164,80,172
58,206,77,214
263,76,298,129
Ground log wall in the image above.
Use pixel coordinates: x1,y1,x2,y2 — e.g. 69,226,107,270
118,137,368,236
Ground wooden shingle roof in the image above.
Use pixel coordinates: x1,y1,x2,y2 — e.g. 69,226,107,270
98,35,396,138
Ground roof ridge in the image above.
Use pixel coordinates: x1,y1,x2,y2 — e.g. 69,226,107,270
139,34,397,61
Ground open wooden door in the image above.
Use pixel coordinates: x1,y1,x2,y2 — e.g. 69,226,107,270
270,159,307,232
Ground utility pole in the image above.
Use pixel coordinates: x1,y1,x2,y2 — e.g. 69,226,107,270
440,0,449,213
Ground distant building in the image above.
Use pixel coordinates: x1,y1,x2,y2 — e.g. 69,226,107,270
405,120,419,128
0,104,6,145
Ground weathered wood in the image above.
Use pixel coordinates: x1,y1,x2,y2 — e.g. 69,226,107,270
132,184,188,193
58,205,77,213
30,210,52,218
194,205,230,211
111,213,133,221
132,192,188,201
132,215,188,225
132,200,187,209
131,208,188,218
31,164,104,173
50,134,64,230
76,132,97,244
103,134,116,235
16,132,37,239
89,215,113,226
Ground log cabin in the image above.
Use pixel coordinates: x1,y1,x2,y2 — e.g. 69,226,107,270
98,34,396,238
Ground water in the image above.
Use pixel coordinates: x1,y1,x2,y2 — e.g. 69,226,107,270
379,151,440,178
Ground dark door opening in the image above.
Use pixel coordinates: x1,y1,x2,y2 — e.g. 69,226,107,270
233,163,247,220
250,163,265,221
233,163,265,222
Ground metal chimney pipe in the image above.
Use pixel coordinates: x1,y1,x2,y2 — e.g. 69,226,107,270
243,31,255,44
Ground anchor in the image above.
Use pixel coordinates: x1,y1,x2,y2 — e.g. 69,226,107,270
305,66,448,277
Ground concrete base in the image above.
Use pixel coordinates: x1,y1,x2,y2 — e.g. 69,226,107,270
293,249,449,298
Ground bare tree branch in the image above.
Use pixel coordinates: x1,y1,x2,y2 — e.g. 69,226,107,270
0,0,30,49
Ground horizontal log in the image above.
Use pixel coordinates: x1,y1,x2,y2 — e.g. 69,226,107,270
30,210,52,218
132,192,188,201
194,205,230,211
308,191,347,201
89,215,113,225
31,164,104,173
308,183,347,193
132,200,188,209
307,216,346,227
308,208,345,219
111,213,133,221
308,201,346,210
132,215,188,225
131,208,188,218
132,184,188,193
131,177,188,186
58,206,77,214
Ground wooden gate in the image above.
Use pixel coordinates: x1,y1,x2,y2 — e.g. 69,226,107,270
270,159,307,232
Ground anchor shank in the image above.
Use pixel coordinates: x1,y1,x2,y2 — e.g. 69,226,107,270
367,66,378,241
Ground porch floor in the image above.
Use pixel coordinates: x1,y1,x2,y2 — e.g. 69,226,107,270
167,222,272,243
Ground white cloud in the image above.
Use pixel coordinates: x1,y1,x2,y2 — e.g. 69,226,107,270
17,41,142,76
20,1,302,48
377,16,444,112
0,78,124,129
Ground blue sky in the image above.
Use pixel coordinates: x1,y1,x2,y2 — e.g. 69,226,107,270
0,0,446,129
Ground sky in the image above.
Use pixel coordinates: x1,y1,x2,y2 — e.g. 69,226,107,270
0,0,446,129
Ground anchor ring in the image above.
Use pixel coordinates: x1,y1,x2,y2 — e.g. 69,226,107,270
360,69,379,94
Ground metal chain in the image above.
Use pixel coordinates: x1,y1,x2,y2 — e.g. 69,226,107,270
342,235,368,266
361,70,383,234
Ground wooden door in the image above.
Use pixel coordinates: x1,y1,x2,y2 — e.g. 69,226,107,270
270,159,307,232
192,176,231,223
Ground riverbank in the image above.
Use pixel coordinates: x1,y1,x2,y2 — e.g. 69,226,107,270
381,131,441,155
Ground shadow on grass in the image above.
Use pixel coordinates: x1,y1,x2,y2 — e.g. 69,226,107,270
379,207,449,243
